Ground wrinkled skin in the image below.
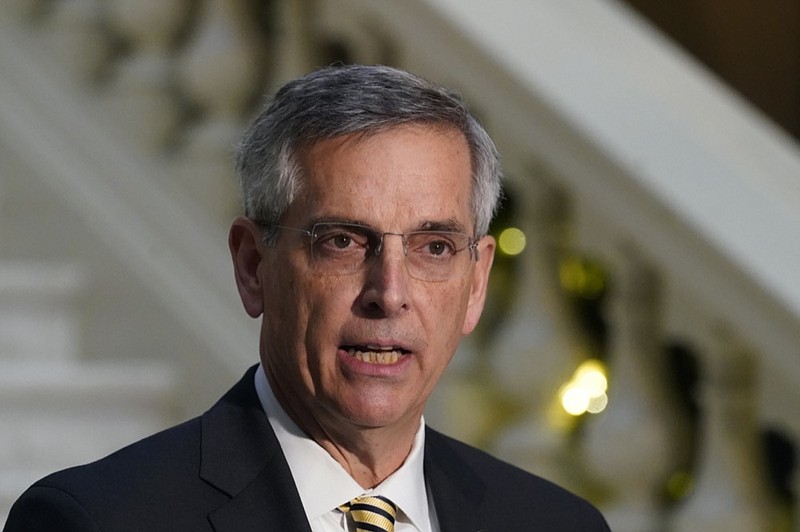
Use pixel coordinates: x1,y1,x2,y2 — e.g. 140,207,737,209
229,124,495,486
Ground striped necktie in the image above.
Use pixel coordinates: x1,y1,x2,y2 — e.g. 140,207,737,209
339,495,397,532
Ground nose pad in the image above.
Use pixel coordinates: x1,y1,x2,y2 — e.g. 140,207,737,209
373,232,407,258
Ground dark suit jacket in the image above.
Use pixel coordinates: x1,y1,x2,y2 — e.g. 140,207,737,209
4,366,610,531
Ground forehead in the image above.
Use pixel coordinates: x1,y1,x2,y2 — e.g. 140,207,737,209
288,125,474,231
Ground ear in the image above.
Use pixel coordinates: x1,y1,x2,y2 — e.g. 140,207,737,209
229,217,267,318
462,235,495,335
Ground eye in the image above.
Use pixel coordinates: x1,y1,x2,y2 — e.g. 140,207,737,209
409,232,460,258
317,231,359,250
331,234,353,249
312,224,371,255
427,240,453,256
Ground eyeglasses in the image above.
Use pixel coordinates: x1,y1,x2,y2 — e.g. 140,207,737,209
265,222,478,282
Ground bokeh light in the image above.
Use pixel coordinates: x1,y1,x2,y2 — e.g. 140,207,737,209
559,257,606,299
561,386,591,416
498,227,526,256
574,359,608,396
559,359,609,416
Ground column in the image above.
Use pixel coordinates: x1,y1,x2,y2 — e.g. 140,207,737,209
583,247,688,531
671,333,778,532
489,178,591,489
105,0,189,150
175,0,264,222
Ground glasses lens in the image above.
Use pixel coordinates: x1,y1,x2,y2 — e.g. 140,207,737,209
405,232,471,281
310,223,372,273
309,223,474,281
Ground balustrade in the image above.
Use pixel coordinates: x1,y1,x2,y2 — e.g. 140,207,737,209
175,0,265,223
582,248,689,531
270,0,318,86
426,336,499,449
672,333,779,531
315,0,394,65
105,0,189,150
489,176,594,492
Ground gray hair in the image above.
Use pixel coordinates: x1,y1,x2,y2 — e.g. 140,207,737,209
235,64,502,239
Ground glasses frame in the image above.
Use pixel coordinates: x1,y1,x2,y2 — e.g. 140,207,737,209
261,221,479,282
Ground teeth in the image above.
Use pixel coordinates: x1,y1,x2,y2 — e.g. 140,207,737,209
365,344,395,351
348,348,402,364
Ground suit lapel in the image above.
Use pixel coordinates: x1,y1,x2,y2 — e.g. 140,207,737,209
207,458,311,532
200,366,312,532
195,369,490,531
424,427,488,532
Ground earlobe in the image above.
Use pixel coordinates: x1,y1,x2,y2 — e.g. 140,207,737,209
229,217,266,318
462,235,495,335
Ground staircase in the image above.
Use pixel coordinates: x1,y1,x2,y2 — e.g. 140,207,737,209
0,261,178,523
0,2,260,521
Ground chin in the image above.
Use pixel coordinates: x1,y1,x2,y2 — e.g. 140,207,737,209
338,397,412,429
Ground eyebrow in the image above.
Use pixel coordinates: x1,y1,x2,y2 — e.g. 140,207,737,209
307,215,366,227
308,217,468,234
416,219,468,233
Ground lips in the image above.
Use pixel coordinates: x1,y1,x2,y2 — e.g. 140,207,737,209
343,344,409,365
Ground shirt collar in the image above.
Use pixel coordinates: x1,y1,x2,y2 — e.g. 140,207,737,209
254,364,432,530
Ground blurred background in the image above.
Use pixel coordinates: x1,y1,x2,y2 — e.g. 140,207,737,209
1,1,798,530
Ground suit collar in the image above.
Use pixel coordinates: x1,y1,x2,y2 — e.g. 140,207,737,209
197,367,489,531
424,427,488,532
200,365,312,532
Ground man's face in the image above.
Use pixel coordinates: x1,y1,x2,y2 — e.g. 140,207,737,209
233,124,495,438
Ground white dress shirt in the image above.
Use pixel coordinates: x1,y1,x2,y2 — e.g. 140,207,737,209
254,365,440,532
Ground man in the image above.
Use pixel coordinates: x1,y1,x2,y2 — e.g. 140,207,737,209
5,65,609,531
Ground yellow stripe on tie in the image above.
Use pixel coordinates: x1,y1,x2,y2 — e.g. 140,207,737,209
339,495,398,532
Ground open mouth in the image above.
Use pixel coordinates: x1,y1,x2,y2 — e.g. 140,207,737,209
343,344,410,364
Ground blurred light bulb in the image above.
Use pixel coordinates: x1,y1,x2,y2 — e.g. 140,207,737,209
559,359,609,416
561,385,590,416
575,360,608,397
498,227,526,256
586,393,608,414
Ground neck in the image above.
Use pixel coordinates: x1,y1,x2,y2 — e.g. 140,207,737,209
266,370,421,488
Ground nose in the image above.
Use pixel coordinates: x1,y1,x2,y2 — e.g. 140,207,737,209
358,234,410,317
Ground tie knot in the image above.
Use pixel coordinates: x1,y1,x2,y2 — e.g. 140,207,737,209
340,495,397,532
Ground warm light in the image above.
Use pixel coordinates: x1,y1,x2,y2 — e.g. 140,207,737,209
559,257,606,299
559,359,609,416
574,360,608,397
561,385,590,416
559,258,584,292
586,393,608,414
498,227,526,256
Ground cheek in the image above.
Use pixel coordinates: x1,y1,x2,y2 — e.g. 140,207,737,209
304,279,357,348
425,282,473,351
262,270,349,359
261,266,307,354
